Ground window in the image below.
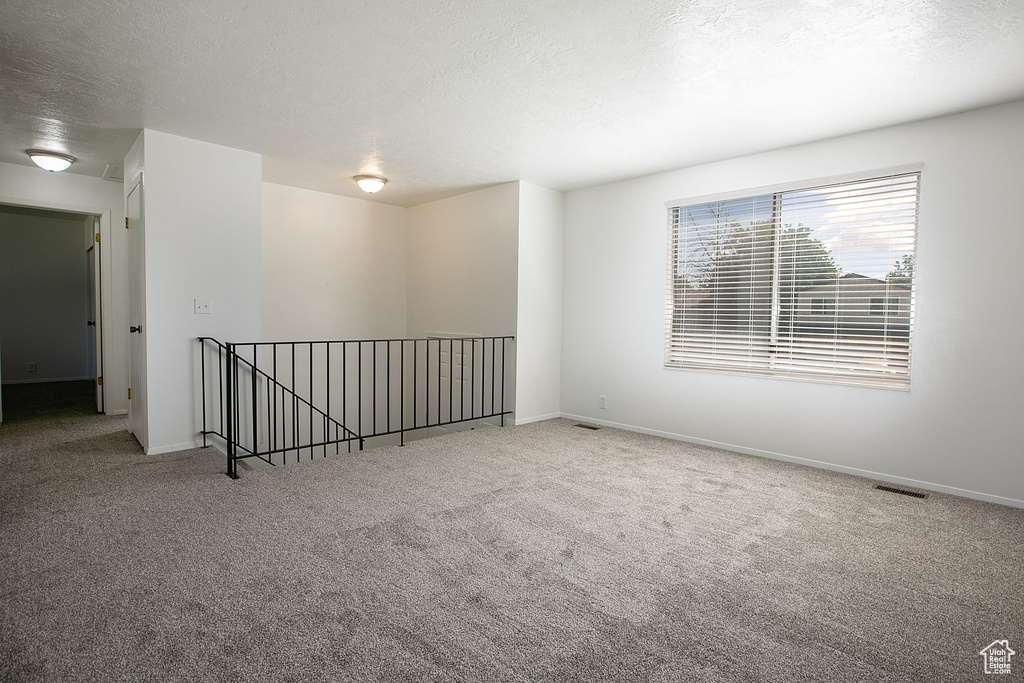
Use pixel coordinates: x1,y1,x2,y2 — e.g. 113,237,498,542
870,296,901,315
811,298,836,316
665,171,919,389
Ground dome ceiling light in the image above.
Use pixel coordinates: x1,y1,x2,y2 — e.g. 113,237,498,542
354,175,387,194
27,149,76,172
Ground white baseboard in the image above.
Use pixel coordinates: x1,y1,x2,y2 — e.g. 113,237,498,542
2,376,92,385
146,439,205,456
558,412,1024,510
512,412,560,426
107,409,127,416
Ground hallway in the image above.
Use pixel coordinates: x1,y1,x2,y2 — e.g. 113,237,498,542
1,380,96,424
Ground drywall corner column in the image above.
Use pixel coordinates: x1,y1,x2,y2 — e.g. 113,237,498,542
137,130,262,454
514,182,564,424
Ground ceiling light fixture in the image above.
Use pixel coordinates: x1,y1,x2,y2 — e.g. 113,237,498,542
354,174,387,194
27,149,76,172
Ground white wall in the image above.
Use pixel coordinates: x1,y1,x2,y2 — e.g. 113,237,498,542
0,212,90,383
0,160,127,414
407,182,520,422
515,182,564,423
137,130,263,454
561,99,1024,507
262,182,408,341
407,182,520,339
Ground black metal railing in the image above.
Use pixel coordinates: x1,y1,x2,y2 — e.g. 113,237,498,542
199,335,514,478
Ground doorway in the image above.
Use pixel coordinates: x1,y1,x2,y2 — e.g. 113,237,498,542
0,204,104,423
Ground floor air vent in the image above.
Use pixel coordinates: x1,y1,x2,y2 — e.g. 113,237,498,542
873,484,929,499
574,423,600,430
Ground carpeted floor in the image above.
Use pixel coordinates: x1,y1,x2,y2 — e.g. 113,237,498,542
0,380,97,422
1,384,1022,682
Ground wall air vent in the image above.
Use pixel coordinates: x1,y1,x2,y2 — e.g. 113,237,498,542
873,484,929,499
102,163,125,182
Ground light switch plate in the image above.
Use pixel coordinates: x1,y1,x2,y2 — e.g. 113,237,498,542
194,298,212,314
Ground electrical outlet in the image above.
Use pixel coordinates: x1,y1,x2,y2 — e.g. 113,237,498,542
194,298,212,315
599,395,607,410
28,362,38,372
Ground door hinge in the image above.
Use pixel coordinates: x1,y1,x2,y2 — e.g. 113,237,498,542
128,388,132,400
97,376,103,386
125,217,130,230
95,232,101,243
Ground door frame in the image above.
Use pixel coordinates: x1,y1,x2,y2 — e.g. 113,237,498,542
126,176,148,450
86,219,103,413
0,194,114,420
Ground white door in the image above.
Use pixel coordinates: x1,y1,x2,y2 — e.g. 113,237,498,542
87,216,103,412
127,180,148,449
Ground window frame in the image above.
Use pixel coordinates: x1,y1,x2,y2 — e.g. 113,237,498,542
811,298,837,317
663,164,922,390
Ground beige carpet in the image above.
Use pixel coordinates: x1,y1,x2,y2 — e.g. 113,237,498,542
1,382,1022,681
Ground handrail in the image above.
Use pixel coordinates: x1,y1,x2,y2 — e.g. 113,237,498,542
198,337,355,442
199,335,515,479
230,335,515,346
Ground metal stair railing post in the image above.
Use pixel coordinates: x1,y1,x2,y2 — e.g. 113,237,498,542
225,341,237,479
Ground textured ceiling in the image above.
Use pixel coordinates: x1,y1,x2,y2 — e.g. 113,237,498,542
2,0,1023,206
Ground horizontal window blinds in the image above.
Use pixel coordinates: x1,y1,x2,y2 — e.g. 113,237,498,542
665,172,919,389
